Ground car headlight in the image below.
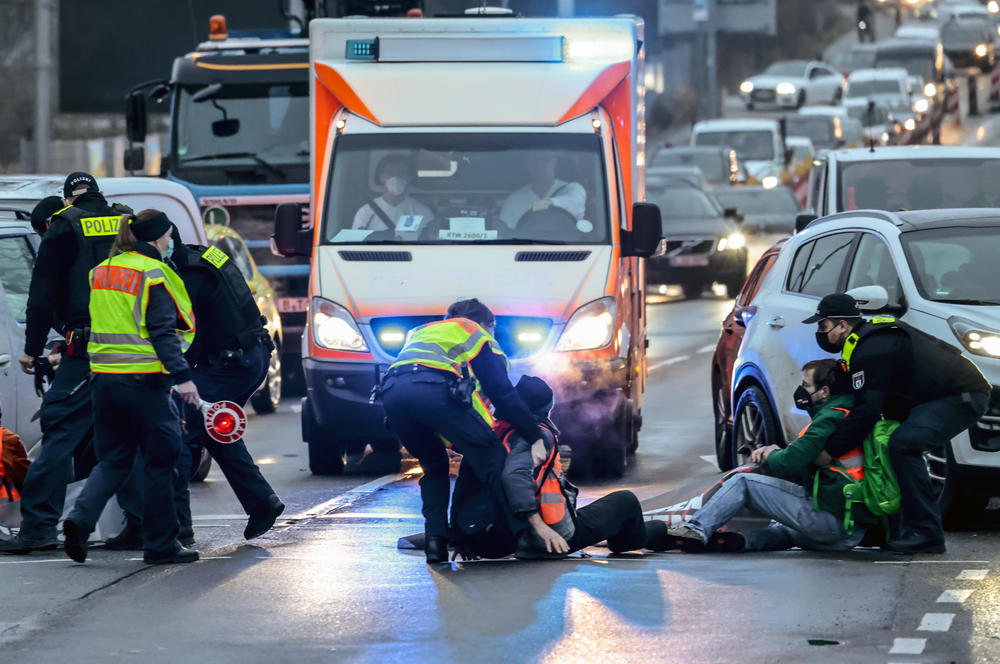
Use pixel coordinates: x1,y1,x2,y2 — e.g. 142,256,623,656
717,233,746,252
904,117,917,131
311,297,368,352
949,317,1000,358
913,98,929,113
556,297,616,352
924,82,936,97
989,0,999,13
761,175,779,189
740,80,754,94
976,43,989,58
775,82,796,95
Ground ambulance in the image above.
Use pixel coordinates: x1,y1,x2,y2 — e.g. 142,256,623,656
274,14,662,478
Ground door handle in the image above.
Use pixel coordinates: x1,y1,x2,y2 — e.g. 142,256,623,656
767,316,785,329
0,353,11,366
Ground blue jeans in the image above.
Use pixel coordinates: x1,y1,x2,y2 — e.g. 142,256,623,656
688,473,864,552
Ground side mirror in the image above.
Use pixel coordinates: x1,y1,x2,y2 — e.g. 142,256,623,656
795,212,818,233
125,91,147,144
123,146,145,172
212,118,240,137
273,202,311,257
846,285,890,312
622,202,663,258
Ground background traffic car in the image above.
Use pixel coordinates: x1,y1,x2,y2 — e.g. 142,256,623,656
644,179,747,299
648,146,747,185
691,118,790,182
785,111,844,152
939,16,995,72
712,186,802,233
711,238,787,470
738,60,844,109
730,209,1000,526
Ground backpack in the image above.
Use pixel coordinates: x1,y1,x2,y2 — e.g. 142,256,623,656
841,419,901,535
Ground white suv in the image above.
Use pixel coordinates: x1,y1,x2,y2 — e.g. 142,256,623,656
729,208,1000,527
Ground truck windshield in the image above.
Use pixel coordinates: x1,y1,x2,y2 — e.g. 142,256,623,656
901,226,1000,304
693,130,775,161
839,158,1000,210
174,83,308,179
322,133,608,245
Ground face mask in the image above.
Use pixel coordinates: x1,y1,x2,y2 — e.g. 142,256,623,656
815,329,843,354
794,385,815,411
384,176,407,196
161,237,174,260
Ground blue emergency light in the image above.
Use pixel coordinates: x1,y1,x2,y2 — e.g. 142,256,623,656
346,39,378,60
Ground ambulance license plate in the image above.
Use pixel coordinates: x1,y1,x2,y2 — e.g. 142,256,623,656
669,255,709,267
278,297,310,313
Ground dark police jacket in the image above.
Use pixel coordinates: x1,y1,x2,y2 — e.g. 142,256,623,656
24,192,130,357
825,318,989,457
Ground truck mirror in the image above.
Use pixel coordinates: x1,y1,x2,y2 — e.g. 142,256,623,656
273,202,310,257
123,146,145,172
795,212,818,233
125,91,147,144
623,202,663,258
212,118,240,137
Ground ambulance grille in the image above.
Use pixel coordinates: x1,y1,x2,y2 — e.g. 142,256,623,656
514,251,591,262
338,251,412,262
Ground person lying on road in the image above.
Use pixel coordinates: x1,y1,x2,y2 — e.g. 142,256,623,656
667,359,874,552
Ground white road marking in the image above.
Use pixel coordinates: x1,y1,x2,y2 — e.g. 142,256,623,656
191,514,247,521
956,569,988,580
0,558,72,564
697,344,716,354
315,512,423,520
874,560,989,564
917,613,955,632
127,556,232,562
648,355,690,372
888,638,926,655
289,471,410,521
936,589,974,603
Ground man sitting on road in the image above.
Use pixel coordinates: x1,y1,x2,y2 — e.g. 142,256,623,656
668,359,871,552
449,375,668,560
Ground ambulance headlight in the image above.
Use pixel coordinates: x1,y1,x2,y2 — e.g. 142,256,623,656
312,297,368,352
949,316,1000,358
556,297,616,352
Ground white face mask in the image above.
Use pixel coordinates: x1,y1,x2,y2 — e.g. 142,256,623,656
384,176,407,197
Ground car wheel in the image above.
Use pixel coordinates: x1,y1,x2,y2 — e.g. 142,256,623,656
627,406,641,456
681,281,704,300
713,373,735,471
732,385,781,467
795,91,806,109
309,438,346,475
249,341,282,414
927,443,988,530
190,446,212,483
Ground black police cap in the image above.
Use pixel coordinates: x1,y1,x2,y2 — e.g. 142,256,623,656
63,171,98,198
802,293,862,324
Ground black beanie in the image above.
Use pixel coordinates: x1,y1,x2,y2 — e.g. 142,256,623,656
30,196,65,234
131,211,172,242
515,375,554,419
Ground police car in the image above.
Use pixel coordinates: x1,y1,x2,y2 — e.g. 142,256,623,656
727,208,1000,527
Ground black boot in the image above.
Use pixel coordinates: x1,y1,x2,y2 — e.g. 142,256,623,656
643,520,676,552
144,545,200,565
425,536,448,564
0,530,59,554
63,519,90,563
886,532,946,554
104,523,143,551
244,494,285,540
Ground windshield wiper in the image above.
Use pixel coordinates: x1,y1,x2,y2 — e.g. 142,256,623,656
932,298,1000,306
181,152,286,179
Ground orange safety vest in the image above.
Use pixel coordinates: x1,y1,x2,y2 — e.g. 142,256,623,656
0,457,19,503
501,424,569,527
797,406,864,481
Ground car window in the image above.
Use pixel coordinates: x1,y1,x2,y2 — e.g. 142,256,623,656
846,233,901,303
900,226,1000,303
787,233,855,296
738,252,778,307
214,237,254,281
0,235,35,322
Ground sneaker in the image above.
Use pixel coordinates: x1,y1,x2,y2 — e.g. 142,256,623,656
0,531,59,554
667,524,708,552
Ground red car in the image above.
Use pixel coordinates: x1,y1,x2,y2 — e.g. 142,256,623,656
710,237,788,470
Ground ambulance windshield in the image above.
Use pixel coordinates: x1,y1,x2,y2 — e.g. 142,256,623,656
322,133,609,245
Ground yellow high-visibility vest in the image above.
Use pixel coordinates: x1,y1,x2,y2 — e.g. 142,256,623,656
87,251,195,374
390,318,508,426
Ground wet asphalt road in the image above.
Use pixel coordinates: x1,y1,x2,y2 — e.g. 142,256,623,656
2,232,1000,663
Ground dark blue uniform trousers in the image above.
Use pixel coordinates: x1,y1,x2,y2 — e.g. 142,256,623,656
117,342,274,535
18,355,93,538
889,392,989,539
68,374,181,556
380,371,507,538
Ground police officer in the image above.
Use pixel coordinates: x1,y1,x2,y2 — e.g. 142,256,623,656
0,173,131,554
62,209,200,565
805,293,990,553
106,224,284,549
380,298,544,563
30,195,65,237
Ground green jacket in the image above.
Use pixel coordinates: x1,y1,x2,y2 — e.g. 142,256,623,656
763,394,855,516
